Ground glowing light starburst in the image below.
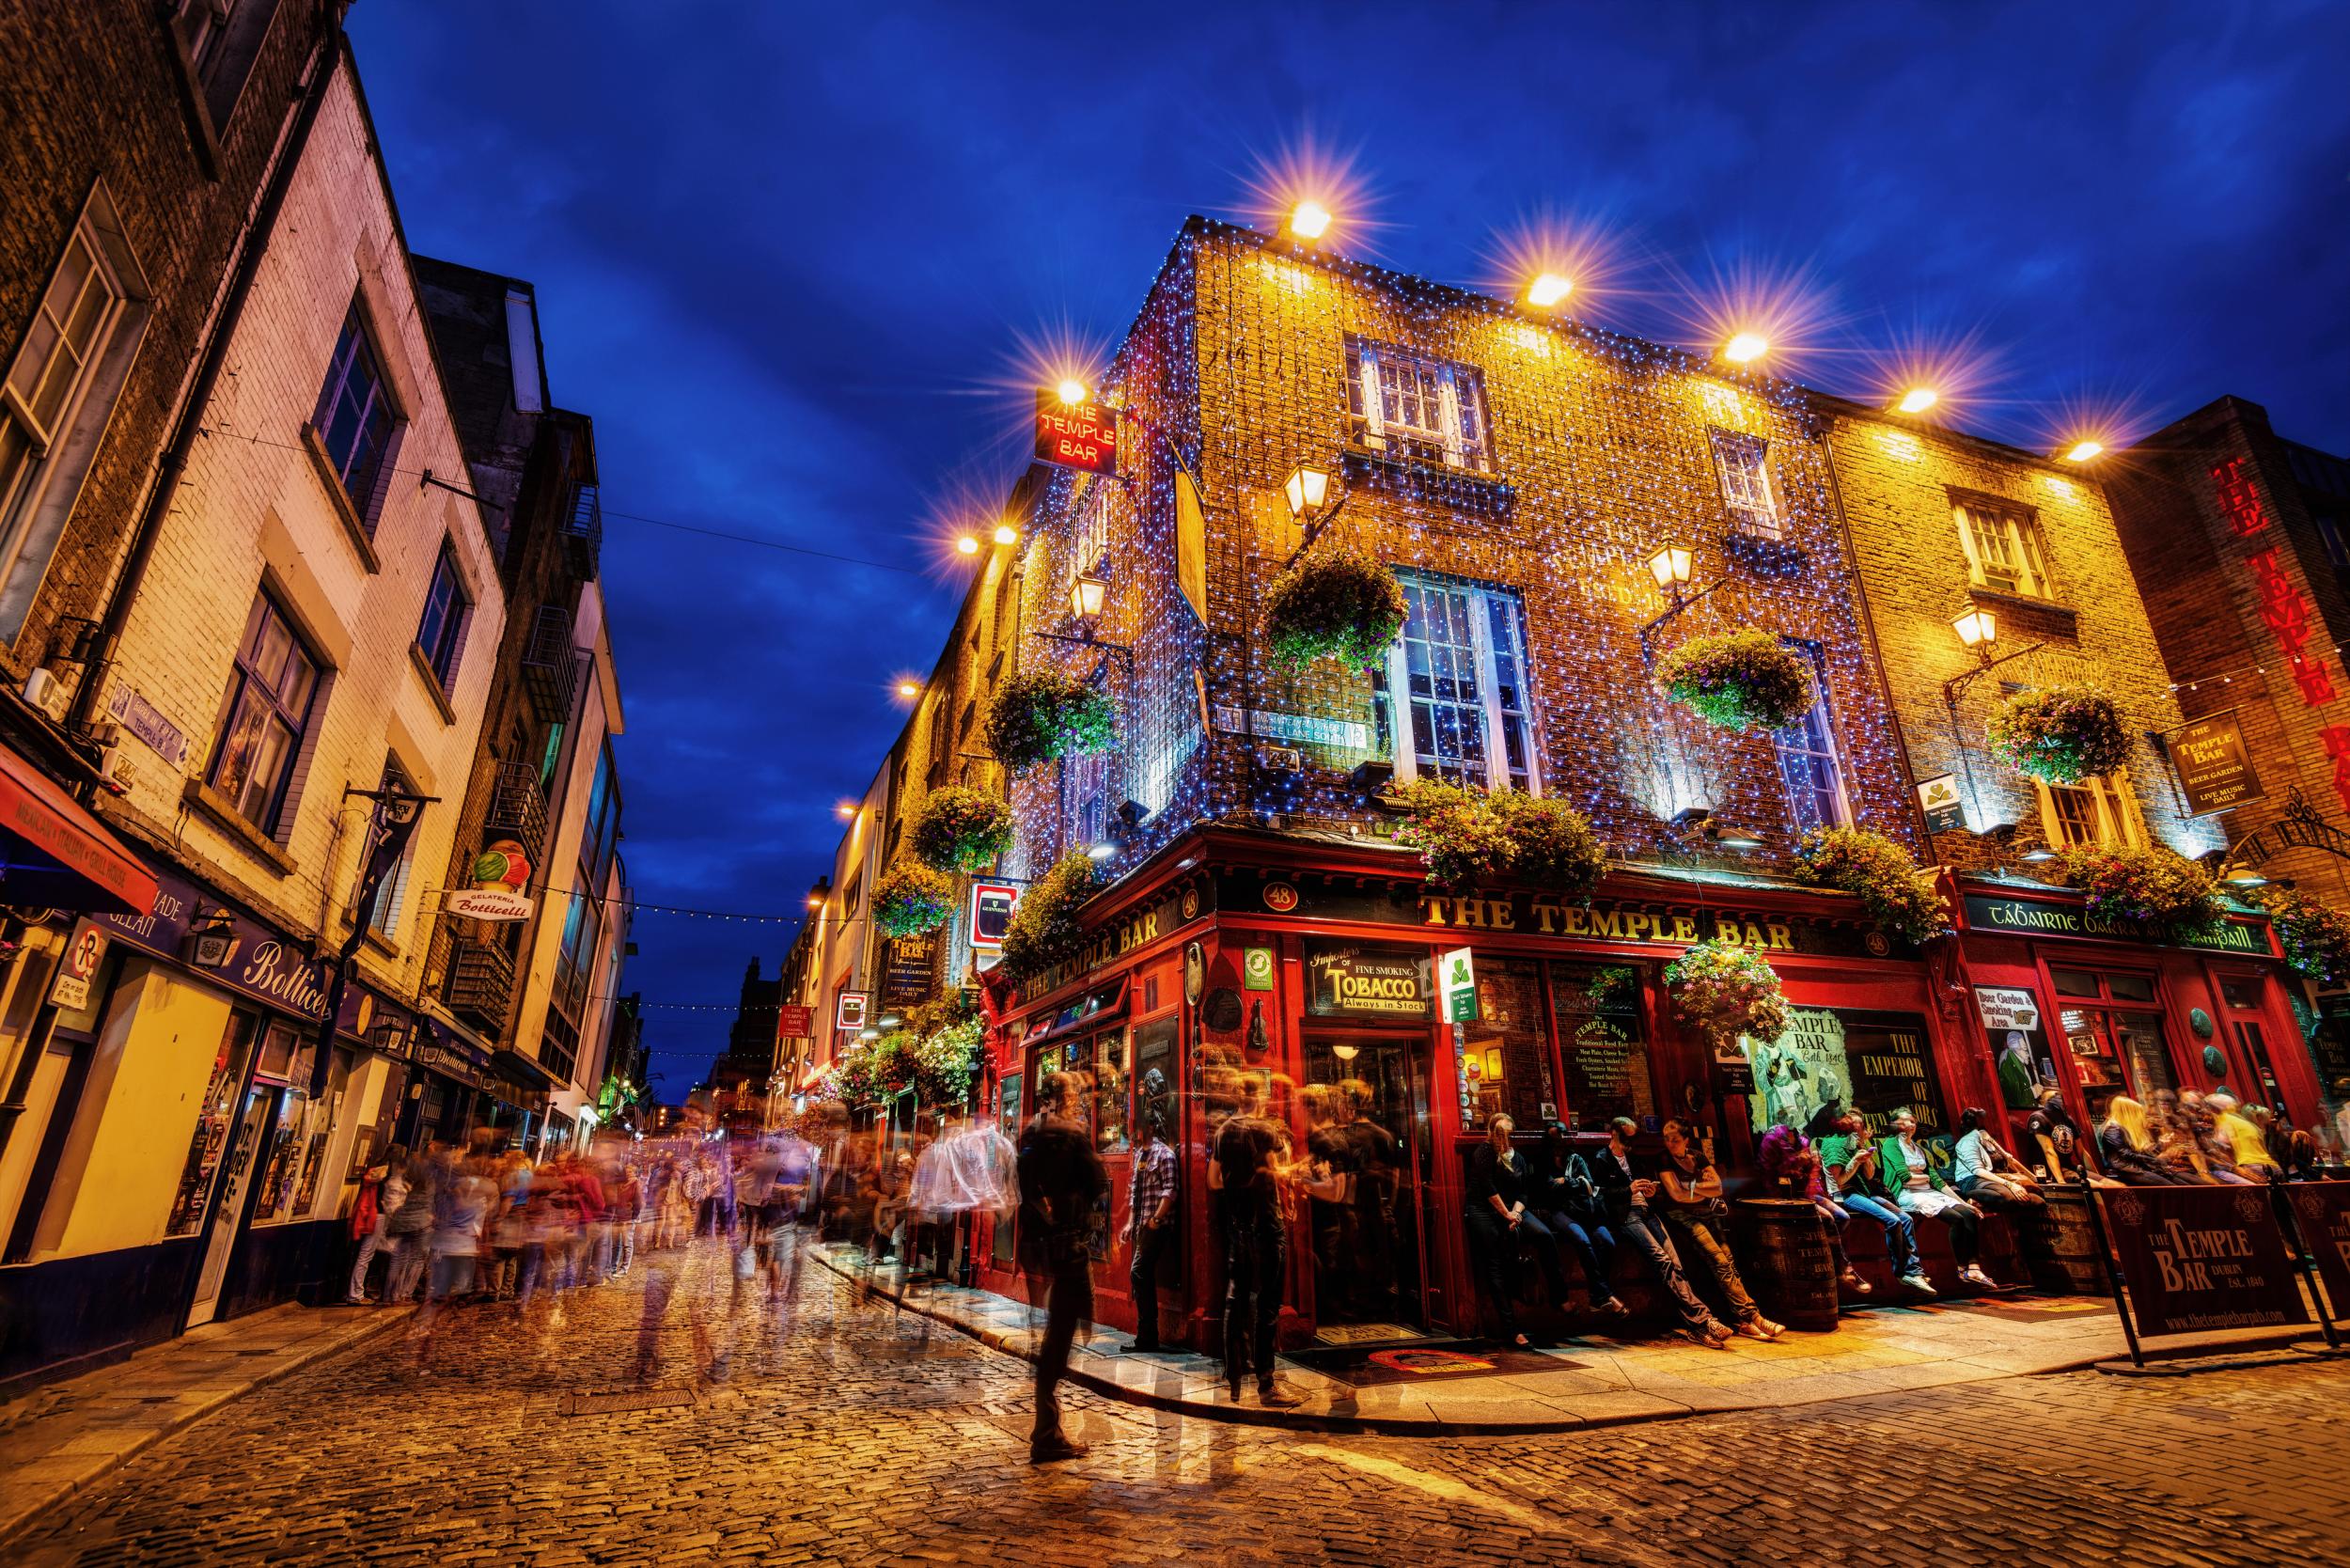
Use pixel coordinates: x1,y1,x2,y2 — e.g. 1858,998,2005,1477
1238,129,1382,255
1482,212,1634,322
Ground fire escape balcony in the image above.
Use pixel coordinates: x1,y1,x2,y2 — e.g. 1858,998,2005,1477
521,604,580,723
483,760,549,860
446,936,517,1032
564,481,603,578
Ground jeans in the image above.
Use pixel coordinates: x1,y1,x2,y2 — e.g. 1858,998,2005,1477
1614,1208,1717,1332
1465,1206,1573,1332
385,1231,430,1302
427,1250,477,1302
1533,1210,1618,1306
1837,1192,1920,1276
1130,1223,1174,1347
1033,1258,1093,1444
1660,1207,1761,1324
347,1217,394,1300
1222,1200,1285,1387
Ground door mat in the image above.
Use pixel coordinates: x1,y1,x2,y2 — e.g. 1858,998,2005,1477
1932,1294,2116,1324
1313,1322,1429,1346
1280,1339,1579,1388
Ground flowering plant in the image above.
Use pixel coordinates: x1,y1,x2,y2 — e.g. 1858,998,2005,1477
909,785,1014,873
822,1045,879,1108
1793,826,1950,945
1654,630,1817,731
2055,844,2223,937
2255,887,2350,988
913,1017,986,1108
996,852,1102,985
985,670,1115,774
1665,940,1789,1044
1263,544,1408,672
1984,686,2132,785
871,862,954,938
1394,780,1608,897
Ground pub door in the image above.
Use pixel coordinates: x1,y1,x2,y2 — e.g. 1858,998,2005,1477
1301,1034,1435,1340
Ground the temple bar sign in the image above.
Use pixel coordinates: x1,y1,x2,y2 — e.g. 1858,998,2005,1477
2168,711,2264,817
1424,893,1806,954
1034,391,1118,476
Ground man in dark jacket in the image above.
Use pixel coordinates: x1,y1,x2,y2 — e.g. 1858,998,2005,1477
1588,1116,1730,1347
1016,1071,1108,1464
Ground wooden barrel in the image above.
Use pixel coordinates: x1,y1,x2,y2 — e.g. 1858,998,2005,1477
2015,1185,2107,1295
1732,1199,1840,1332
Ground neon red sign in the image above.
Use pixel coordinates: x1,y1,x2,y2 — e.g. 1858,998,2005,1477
1035,392,1119,476
2213,458,2266,538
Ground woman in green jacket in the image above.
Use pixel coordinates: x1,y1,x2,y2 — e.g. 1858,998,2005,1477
1878,1110,1990,1288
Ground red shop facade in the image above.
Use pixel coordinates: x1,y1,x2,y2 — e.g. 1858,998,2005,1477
1944,878,2314,1150
971,826,2010,1351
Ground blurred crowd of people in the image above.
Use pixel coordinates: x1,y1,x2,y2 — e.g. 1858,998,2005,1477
2092,1089,2318,1185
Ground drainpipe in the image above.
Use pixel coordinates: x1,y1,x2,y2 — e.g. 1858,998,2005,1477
62,12,346,749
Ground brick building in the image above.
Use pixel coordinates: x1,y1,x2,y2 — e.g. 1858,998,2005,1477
410,256,631,1152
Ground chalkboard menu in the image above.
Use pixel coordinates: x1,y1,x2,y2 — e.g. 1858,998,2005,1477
1550,961,1653,1133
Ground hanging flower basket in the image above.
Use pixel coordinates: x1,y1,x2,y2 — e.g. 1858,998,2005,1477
912,1017,986,1108
1654,630,1817,732
984,670,1115,774
1984,686,2132,785
996,852,1103,985
2055,844,2223,937
871,862,954,939
909,785,1013,873
2256,887,2350,988
1665,940,1790,1045
1263,544,1408,672
1793,826,1950,945
1394,781,1608,898
1393,779,1514,888
822,1045,879,1108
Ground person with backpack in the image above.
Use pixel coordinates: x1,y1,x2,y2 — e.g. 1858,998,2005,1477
345,1147,408,1304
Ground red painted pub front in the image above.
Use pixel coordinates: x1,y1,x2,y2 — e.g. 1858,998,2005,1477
967,824,2311,1351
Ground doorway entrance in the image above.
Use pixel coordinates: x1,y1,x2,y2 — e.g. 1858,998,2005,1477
1301,1034,1434,1340
187,1082,276,1327
2049,966,2172,1127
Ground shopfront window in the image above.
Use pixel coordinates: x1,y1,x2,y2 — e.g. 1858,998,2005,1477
2060,1002,2172,1127
1132,1015,1177,1141
164,1012,259,1237
1550,962,1653,1133
1745,1008,1946,1139
1091,1027,1130,1153
1455,956,1552,1131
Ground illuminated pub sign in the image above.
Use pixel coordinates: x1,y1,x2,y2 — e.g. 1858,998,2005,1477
2167,711,2264,818
1961,892,2269,955
1034,390,1118,476
1306,942,1434,1019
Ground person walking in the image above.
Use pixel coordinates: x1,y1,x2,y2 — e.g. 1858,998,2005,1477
345,1147,407,1304
1124,1107,1179,1353
1017,1070,1109,1465
1209,1076,1300,1406
383,1147,439,1303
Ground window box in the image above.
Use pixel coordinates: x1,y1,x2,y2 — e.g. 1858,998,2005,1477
301,420,381,574
181,776,297,876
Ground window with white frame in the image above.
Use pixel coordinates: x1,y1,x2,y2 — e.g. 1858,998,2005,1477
0,212,132,589
1771,641,1848,834
1708,429,1779,538
2036,771,2146,851
1956,497,2056,600
1077,480,1112,571
1376,572,1538,792
1345,339,1491,472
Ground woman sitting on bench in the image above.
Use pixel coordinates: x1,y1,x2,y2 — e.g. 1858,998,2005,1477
1465,1115,1571,1346
1952,1107,2046,1211
1878,1110,1992,1289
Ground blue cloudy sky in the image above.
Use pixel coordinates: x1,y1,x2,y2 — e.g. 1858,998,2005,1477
347,0,2350,1092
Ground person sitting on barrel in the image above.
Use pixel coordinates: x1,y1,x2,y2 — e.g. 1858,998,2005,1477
1759,1105,1868,1297
1952,1106,2046,1211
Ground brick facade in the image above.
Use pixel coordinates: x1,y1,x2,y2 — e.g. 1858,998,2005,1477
2108,397,2350,906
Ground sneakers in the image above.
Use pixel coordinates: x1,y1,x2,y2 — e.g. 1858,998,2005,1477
1595,1297,1631,1319
1901,1272,1937,1297
1678,1323,1732,1350
1029,1435,1089,1465
1839,1268,1872,1296
1734,1315,1786,1341
1257,1382,1303,1409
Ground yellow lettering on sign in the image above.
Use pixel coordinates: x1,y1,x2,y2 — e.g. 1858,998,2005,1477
1766,921,1793,951
1420,897,1449,926
1532,902,1561,935
1458,900,1487,930
1742,920,1768,948
1590,910,1622,939
1716,917,1743,945
1672,916,1698,942
1562,908,1589,937
1490,901,1515,932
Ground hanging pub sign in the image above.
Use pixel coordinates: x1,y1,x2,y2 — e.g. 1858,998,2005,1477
1305,941,1433,1019
2098,1184,2306,1342
1034,390,1119,476
968,882,1019,950
836,990,870,1032
882,932,936,1007
2167,711,2264,817
776,1004,814,1043
446,887,534,921
1915,772,1966,834
1439,946,1477,1023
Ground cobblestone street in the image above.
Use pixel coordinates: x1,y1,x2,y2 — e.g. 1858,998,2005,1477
7,1237,2346,1567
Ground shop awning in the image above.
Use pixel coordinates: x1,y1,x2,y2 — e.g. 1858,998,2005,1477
0,744,158,916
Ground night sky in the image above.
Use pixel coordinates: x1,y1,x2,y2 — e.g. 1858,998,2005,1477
347,2,2349,1096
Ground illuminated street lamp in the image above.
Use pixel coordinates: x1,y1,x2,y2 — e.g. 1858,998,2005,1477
896,680,920,699
835,801,856,820
1056,378,1089,406
1721,332,1768,365
955,535,980,556
1526,273,1573,309
2063,440,2105,463
1647,541,1695,595
1951,605,1998,653
1282,462,1333,521
1289,200,1332,242
993,523,1019,546
1897,386,1939,415
1069,572,1107,624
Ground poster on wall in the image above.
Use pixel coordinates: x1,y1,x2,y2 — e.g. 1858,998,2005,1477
1744,1009,1943,1137
1976,986,2058,1110
1743,1008,1850,1135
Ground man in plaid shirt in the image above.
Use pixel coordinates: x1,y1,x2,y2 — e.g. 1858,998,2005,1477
1125,1099,1180,1353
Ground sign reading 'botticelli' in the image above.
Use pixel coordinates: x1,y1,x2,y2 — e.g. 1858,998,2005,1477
2098,1185,2306,1340
1034,391,1118,475
2167,711,2264,817
1306,942,1433,1019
